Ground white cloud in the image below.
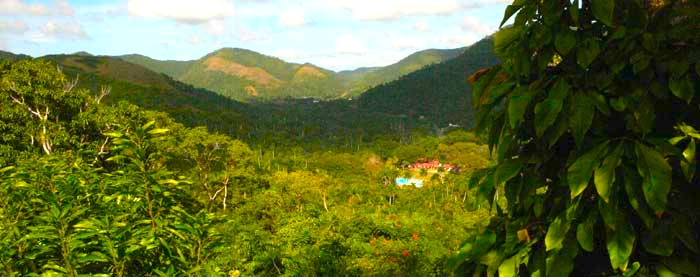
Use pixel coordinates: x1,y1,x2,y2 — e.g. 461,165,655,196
0,20,29,34
0,0,74,16
336,34,367,55
333,0,461,21
55,0,74,16
187,35,204,45
40,21,88,40
0,0,49,16
279,9,305,28
414,20,429,32
462,16,495,35
127,0,234,24
206,19,225,37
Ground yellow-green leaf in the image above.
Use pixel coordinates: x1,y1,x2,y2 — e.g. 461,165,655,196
498,255,518,277
545,215,570,251
576,213,596,252
594,144,622,203
681,139,696,182
568,141,610,198
148,128,170,135
606,220,635,271
635,143,672,213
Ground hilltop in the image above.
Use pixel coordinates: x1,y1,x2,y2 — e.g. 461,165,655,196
120,46,466,101
358,37,498,128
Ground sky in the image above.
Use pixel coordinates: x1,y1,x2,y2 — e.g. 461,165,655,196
0,0,510,71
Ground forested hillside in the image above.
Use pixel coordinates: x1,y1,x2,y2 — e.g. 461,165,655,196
0,58,494,275
41,54,252,136
359,37,497,128
120,46,466,101
5,43,492,149
338,47,467,95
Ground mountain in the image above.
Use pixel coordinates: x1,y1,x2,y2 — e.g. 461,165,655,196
119,54,196,80
119,46,466,101
357,37,498,128
0,50,30,61
39,54,251,136
120,48,344,101
339,47,466,95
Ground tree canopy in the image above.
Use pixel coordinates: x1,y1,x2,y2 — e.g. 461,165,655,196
454,0,699,275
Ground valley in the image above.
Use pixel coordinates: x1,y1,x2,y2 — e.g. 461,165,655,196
1,1,698,275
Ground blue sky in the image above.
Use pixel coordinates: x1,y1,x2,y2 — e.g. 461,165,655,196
0,0,509,71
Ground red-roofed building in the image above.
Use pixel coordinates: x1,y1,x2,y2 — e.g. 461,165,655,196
410,160,455,172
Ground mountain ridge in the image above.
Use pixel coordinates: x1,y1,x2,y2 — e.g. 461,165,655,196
118,45,467,101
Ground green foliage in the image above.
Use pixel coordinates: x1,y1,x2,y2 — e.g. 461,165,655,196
358,37,499,128
456,0,700,275
0,58,496,275
340,47,467,95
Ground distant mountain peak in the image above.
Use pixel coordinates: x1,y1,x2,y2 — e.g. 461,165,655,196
72,51,93,57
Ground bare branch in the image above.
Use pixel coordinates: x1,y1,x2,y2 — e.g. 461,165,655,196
93,137,110,164
222,176,229,211
210,187,224,201
95,85,111,104
64,74,79,93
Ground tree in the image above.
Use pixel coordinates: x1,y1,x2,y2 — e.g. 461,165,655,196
0,59,91,160
454,0,699,276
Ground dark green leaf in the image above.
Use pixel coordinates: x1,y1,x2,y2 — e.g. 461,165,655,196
669,75,695,104
569,92,595,147
495,159,523,187
494,26,524,57
576,213,596,252
535,79,570,137
568,141,610,198
594,144,622,203
577,39,601,68
555,29,576,56
546,238,578,276
672,213,700,253
623,168,654,229
501,5,524,28
610,97,627,112
587,91,611,116
535,99,563,138
591,0,614,26
642,221,674,256
508,85,534,129
635,143,672,213
473,229,498,258
569,0,580,25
